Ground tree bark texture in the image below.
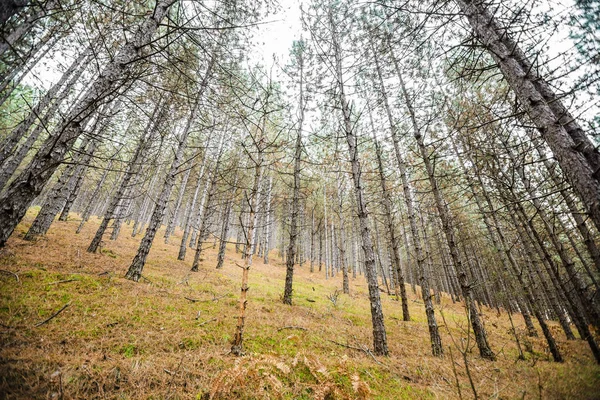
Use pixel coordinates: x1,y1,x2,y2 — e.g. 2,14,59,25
0,0,177,248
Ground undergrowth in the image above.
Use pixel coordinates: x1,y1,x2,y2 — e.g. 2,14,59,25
0,210,599,399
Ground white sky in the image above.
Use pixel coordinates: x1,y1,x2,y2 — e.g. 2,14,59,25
26,1,305,90
253,2,303,75
24,0,595,125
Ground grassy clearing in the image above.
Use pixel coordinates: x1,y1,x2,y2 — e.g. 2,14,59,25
0,209,599,399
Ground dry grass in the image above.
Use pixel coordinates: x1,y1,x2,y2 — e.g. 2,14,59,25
0,208,599,399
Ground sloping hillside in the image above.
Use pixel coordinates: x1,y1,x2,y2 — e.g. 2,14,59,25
1,210,599,399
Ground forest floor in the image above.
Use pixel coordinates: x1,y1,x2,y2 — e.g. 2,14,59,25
1,209,599,399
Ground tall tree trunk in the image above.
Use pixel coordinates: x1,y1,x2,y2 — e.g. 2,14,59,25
0,30,60,109
323,185,329,279
236,196,245,255
191,133,224,271
0,0,177,248
368,100,409,320
76,160,112,234
329,9,387,355
58,152,90,221
263,175,273,264
394,52,494,359
0,0,59,57
0,43,92,169
455,0,600,232
310,208,315,272
125,124,191,281
88,102,165,253
421,213,441,305
164,166,191,243
373,218,389,295
216,168,240,269
335,172,350,294
319,221,323,272
178,151,209,260
24,138,96,239
383,46,443,356
231,140,264,356
283,111,303,303
398,206,416,295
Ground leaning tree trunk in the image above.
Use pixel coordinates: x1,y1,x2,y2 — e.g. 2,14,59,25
506,209,564,362
475,132,599,361
0,0,177,248
396,55,495,360
523,230,576,340
118,167,150,240
24,138,96,239
0,47,93,191
464,135,562,350
511,195,600,363
509,150,600,325
88,103,165,253
0,43,92,168
382,44,443,356
367,99,409,320
0,0,59,57
178,134,213,260
451,135,539,338
528,133,600,275
0,30,60,110
216,168,240,269
191,141,224,271
415,110,495,361
455,0,600,232
0,124,42,191
492,131,600,327
522,197,600,351
164,166,191,243
58,150,91,221
76,160,112,234
125,124,191,281
58,104,120,225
